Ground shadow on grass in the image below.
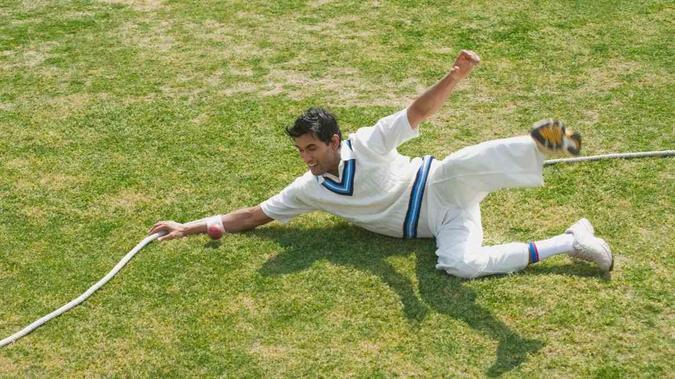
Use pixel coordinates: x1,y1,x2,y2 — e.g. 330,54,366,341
252,224,601,376
520,262,613,281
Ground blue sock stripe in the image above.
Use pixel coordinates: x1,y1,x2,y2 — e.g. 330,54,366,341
528,242,539,264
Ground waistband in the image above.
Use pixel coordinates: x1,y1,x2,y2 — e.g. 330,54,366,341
403,155,434,239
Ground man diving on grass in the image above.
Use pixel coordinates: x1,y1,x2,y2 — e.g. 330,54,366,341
149,50,613,279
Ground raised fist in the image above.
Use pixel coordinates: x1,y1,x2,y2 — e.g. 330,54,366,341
450,50,480,80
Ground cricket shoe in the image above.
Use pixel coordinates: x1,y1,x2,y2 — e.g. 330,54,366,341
565,218,614,272
530,118,582,156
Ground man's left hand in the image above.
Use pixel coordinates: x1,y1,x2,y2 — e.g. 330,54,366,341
449,50,480,81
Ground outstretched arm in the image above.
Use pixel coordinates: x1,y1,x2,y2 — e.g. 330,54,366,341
149,205,273,241
407,50,480,129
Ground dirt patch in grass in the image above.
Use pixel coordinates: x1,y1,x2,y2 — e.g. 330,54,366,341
38,173,84,191
21,206,48,225
0,355,20,375
3,158,33,172
20,48,49,68
102,189,152,212
0,41,58,70
38,93,94,120
237,294,258,315
580,59,643,94
118,19,174,53
249,341,293,360
358,340,382,354
257,66,421,107
99,0,163,12
216,82,258,97
309,0,339,7
111,13,415,106
18,0,53,11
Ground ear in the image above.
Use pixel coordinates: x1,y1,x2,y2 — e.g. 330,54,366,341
330,134,341,150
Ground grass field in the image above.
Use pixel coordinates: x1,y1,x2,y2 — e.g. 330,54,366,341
0,0,673,376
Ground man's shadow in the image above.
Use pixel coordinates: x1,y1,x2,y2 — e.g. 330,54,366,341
252,223,588,376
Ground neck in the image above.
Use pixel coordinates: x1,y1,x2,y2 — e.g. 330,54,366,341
329,152,342,176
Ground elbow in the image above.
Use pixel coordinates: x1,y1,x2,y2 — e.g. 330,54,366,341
406,106,426,129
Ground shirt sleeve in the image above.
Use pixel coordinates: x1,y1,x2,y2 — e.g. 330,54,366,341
260,175,315,223
351,108,419,155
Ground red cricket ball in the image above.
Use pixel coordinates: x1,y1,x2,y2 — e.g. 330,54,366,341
207,224,224,240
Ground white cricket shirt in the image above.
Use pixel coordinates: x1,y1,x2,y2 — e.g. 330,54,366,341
260,109,435,239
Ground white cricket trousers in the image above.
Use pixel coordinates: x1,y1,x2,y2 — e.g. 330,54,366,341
426,135,546,279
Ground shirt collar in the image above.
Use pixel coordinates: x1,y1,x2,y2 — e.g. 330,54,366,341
318,140,355,182
338,140,355,161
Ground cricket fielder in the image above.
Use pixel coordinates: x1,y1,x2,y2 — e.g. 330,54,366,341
149,50,613,279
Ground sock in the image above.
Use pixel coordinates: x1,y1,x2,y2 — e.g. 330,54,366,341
528,234,575,264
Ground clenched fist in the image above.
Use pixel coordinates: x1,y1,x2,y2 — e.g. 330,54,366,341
449,50,480,81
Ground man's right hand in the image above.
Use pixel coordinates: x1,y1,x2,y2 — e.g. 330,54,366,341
148,221,187,241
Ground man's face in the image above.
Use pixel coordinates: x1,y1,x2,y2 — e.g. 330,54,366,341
293,133,341,176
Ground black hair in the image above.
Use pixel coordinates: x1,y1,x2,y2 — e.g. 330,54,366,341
286,107,342,145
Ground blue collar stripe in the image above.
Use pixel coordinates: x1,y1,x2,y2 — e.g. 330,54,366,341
321,140,355,196
403,155,434,239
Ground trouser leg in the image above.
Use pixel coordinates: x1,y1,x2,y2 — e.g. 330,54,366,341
434,207,578,279
433,205,529,279
429,136,575,279
428,135,545,206
436,240,531,279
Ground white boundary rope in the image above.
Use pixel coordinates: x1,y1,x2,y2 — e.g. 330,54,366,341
0,232,165,348
544,150,675,166
1,149,673,348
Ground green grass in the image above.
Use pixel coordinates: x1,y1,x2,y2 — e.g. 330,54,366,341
0,0,673,376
